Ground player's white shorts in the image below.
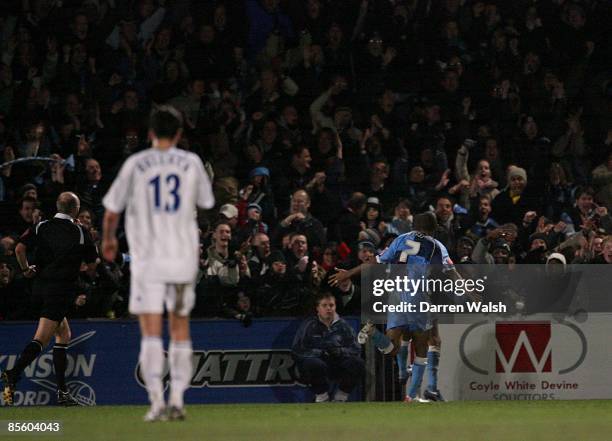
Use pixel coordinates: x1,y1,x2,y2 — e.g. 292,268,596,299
129,276,195,316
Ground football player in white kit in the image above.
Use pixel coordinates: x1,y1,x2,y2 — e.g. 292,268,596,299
101,106,214,421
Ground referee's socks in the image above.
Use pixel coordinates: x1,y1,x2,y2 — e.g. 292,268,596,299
12,340,44,379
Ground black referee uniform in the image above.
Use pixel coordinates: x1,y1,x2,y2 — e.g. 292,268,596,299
19,213,98,322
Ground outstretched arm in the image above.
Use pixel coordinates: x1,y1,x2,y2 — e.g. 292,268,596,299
328,264,363,287
328,252,377,286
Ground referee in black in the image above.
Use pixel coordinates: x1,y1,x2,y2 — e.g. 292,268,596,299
2,192,98,406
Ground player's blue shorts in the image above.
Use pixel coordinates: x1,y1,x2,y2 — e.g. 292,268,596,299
387,323,429,334
387,303,432,332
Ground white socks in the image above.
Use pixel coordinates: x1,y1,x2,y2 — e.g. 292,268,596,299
168,340,193,409
140,337,165,411
140,337,193,410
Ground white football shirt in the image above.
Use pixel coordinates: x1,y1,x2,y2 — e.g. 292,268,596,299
103,147,214,283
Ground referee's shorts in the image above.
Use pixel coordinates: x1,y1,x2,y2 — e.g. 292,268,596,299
32,279,76,323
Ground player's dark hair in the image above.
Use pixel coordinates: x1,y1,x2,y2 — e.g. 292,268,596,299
413,212,437,235
149,105,183,140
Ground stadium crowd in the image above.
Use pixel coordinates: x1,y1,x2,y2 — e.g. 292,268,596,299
1,0,612,322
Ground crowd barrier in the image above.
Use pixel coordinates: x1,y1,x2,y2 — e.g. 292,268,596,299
0,317,360,406
3,313,607,405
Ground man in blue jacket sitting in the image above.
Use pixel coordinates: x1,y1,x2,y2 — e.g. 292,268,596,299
292,292,364,402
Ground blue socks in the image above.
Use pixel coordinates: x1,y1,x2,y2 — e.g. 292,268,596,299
427,347,440,391
371,329,394,354
396,342,409,380
406,357,427,398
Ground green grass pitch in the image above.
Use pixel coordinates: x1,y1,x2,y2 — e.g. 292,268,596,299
3,401,612,441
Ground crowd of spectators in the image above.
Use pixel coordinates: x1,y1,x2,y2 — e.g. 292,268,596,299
1,0,612,322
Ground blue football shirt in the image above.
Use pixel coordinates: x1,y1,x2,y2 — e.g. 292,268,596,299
377,231,454,330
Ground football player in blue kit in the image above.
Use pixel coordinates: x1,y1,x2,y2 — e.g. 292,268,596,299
330,212,461,402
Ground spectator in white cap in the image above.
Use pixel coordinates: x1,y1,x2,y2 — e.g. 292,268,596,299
546,252,567,267
219,203,239,230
